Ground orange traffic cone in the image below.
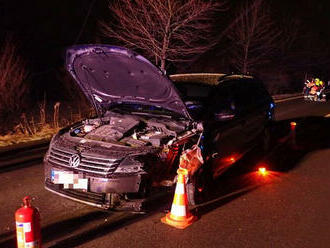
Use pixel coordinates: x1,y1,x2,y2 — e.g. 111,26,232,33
161,168,197,229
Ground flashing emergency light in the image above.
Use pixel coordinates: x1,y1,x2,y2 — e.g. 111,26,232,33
258,167,268,176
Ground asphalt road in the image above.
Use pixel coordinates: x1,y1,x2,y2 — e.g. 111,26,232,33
0,98,330,248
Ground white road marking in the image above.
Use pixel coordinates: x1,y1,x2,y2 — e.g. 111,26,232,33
274,89,330,104
274,95,303,103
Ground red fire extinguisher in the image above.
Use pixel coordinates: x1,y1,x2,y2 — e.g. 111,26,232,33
15,196,41,248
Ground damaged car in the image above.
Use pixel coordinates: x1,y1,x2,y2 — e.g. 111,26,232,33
44,45,275,212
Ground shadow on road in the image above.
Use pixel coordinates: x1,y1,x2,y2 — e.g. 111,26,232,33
0,210,156,248
0,211,108,247
1,116,329,247
47,212,143,248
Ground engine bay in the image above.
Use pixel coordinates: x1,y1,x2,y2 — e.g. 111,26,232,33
70,112,190,147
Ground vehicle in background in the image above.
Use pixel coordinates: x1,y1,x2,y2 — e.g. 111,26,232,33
304,78,327,102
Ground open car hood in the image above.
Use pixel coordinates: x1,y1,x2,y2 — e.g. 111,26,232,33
66,45,190,119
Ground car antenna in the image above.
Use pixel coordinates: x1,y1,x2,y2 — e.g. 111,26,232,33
82,66,103,123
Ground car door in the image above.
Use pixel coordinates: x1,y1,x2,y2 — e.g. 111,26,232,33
234,79,269,148
203,82,246,177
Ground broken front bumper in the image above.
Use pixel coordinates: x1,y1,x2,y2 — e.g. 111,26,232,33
44,161,144,210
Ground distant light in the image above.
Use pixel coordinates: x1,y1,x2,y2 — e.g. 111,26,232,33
258,167,268,176
230,157,235,162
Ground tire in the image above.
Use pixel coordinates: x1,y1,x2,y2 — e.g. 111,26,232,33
186,162,213,206
138,178,152,198
186,182,196,206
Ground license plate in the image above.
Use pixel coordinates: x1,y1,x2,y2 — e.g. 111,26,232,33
51,169,88,190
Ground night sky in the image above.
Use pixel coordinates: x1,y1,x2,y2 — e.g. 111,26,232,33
1,0,330,99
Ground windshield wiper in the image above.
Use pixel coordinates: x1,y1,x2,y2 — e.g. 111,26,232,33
131,111,172,119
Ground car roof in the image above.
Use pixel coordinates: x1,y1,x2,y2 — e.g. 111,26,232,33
170,73,254,86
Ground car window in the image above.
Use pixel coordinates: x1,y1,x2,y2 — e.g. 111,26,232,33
174,81,215,119
241,79,270,106
212,83,236,113
232,80,253,110
253,80,272,104
227,79,270,112
215,80,249,114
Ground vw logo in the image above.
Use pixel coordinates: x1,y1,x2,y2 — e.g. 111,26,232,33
69,154,81,168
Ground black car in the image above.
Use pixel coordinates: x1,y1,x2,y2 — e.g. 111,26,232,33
44,45,275,211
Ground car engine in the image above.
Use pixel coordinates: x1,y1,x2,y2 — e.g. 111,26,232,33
70,112,189,148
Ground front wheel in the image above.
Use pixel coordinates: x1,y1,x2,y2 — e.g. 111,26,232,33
186,163,213,206
186,182,196,206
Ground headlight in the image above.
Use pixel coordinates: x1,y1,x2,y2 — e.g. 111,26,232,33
114,156,144,174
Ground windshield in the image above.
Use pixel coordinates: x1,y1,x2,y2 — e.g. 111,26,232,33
174,81,214,120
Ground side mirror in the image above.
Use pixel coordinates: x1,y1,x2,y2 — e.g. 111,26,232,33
214,110,235,121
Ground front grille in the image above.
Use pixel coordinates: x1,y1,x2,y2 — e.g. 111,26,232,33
45,179,106,205
48,146,120,175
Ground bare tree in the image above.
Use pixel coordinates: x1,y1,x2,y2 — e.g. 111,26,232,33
0,37,28,117
100,0,226,71
226,0,281,74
